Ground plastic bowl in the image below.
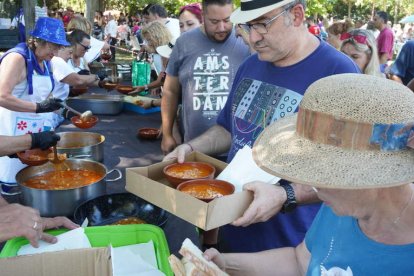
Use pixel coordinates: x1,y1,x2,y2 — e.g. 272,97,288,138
177,179,235,203
163,162,216,188
17,148,53,166
70,86,88,96
71,115,99,129
137,128,160,140
117,85,134,95
103,82,118,91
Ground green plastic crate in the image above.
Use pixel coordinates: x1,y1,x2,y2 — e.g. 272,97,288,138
0,224,173,276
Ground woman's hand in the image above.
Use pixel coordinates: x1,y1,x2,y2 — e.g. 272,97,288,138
39,216,79,244
203,248,226,271
0,203,79,248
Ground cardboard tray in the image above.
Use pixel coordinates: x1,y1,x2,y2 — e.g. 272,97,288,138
0,224,173,276
126,152,253,230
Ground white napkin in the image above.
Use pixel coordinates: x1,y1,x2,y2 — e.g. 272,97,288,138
217,145,280,192
17,227,91,256
111,241,165,276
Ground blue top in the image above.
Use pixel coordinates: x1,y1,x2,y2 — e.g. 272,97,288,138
390,40,414,85
216,40,360,253
0,43,54,95
306,204,414,275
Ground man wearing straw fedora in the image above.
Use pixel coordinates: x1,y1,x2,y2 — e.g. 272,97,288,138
165,0,359,253
203,74,414,274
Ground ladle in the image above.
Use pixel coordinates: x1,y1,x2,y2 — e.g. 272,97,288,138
61,102,93,121
49,145,66,164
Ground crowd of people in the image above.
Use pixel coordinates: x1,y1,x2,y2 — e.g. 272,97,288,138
1,0,414,274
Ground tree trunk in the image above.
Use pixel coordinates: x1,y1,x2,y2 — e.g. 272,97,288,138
86,0,105,24
22,0,35,39
348,1,351,18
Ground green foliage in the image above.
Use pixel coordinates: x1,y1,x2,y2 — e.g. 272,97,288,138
55,0,414,21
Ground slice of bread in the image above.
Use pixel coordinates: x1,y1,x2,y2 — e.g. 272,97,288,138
179,238,228,276
168,254,186,276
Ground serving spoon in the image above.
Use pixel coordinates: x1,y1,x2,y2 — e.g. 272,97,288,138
49,145,66,164
61,102,93,121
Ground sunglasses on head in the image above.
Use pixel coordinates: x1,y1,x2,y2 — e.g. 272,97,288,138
340,32,367,45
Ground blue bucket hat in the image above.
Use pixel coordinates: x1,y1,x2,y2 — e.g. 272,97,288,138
30,17,70,46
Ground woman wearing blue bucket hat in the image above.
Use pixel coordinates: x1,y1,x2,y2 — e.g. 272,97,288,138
0,17,70,184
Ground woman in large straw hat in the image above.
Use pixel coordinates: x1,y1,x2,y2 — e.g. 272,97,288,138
204,73,414,275
0,17,69,184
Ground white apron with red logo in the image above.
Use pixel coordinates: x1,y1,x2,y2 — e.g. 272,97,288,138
0,71,54,183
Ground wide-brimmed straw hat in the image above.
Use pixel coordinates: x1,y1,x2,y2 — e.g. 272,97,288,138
231,0,295,24
253,73,414,189
156,38,176,58
30,17,70,46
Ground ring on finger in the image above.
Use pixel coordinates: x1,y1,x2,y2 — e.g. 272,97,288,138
32,221,38,230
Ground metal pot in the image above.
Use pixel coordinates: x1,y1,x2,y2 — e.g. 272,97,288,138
16,159,122,217
66,94,124,115
57,132,104,162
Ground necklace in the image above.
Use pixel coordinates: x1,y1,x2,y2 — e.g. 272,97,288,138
359,188,413,243
392,188,413,225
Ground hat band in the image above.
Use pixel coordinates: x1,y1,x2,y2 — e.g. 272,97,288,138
241,0,285,11
296,107,414,151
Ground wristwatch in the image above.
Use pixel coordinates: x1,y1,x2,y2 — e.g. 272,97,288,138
144,84,149,91
279,183,297,213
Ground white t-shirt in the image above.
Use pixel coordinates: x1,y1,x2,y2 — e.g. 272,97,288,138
84,36,105,63
165,18,180,41
105,19,118,38
51,56,76,100
67,57,88,73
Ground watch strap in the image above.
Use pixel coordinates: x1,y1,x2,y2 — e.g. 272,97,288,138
280,183,297,213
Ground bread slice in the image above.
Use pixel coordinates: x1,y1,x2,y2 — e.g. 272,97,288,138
169,254,186,276
182,257,207,276
179,238,228,276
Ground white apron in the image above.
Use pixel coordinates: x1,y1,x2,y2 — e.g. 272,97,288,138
0,67,54,183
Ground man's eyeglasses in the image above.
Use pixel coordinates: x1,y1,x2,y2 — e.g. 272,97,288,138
78,42,91,51
238,5,292,35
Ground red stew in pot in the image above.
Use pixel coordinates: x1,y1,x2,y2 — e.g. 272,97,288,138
23,170,104,190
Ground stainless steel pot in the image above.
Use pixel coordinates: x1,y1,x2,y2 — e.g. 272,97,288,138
66,94,124,115
16,159,122,217
57,132,104,162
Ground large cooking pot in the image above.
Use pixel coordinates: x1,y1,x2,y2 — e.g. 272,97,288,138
57,132,104,162
74,193,168,227
16,159,122,217
66,94,124,115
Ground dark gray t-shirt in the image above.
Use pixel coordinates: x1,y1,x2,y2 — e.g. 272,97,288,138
167,27,249,142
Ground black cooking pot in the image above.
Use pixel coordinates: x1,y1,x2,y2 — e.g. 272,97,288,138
73,193,168,227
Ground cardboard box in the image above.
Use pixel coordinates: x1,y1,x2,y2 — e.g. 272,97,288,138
126,152,254,230
0,247,112,276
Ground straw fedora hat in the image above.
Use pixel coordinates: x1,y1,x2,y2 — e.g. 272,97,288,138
231,0,295,24
252,73,414,189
